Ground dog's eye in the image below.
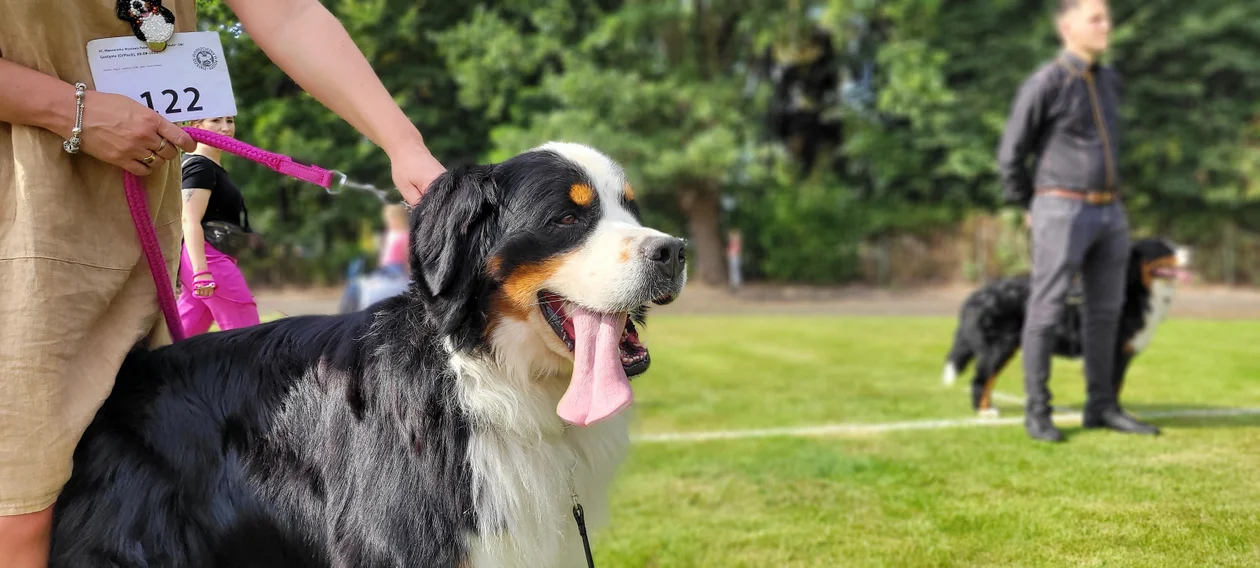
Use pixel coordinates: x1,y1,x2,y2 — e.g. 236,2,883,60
555,214,579,226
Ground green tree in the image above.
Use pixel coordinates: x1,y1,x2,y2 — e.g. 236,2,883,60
436,0,802,285
196,0,491,283
820,0,1260,228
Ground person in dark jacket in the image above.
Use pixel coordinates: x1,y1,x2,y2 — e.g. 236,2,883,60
996,0,1159,442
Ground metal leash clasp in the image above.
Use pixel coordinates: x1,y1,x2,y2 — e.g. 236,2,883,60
328,171,349,195
327,171,399,204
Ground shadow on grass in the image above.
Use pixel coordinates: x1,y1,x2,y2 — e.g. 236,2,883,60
1040,403,1260,434
1126,403,1260,430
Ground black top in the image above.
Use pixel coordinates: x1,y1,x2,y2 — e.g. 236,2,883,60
997,51,1124,208
182,154,250,230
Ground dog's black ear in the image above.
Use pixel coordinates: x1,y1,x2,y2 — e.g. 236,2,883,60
409,165,499,347
1127,243,1144,287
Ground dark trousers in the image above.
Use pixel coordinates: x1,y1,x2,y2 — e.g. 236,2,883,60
1022,193,1129,416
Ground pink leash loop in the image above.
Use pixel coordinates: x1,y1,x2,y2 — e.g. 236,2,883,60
124,172,186,342
125,127,343,342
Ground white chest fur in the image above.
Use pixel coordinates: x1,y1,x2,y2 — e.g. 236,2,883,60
1130,281,1174,353
451,350,631,568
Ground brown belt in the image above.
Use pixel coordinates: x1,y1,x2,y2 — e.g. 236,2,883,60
1036,188,1117,205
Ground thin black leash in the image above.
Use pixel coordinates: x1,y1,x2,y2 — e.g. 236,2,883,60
572,493,595,568
565,428,595,568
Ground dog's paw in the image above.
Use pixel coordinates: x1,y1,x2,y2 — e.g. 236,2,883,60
942,363,958,386
977,408,1000,420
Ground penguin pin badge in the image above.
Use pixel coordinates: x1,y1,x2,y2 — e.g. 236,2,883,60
116,0,176,52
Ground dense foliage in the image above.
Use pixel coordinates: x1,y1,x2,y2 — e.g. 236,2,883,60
199,0,1260,286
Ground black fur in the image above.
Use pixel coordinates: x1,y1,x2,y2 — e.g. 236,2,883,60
49,296,478,567
48,148,660,567
944,238,1178,411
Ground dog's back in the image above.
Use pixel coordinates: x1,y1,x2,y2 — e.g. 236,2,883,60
943,274,1031,379
48,308,397,567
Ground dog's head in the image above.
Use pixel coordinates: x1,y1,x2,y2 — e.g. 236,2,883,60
1128,238,1183,290
123,0,157,17
409,143,686,426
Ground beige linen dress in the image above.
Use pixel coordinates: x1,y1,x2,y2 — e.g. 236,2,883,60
0,0,195,515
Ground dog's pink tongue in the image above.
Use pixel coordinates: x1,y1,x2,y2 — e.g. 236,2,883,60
557,307,632,426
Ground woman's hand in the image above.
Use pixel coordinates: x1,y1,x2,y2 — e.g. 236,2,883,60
222,0,448,204
0,59,199,175
388,143,447,205
192,271,217,298
77,92,196,176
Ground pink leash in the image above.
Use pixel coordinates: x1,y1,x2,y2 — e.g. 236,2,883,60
123,127,343,342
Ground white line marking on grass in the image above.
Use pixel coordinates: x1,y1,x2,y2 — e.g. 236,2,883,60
991,391,1026,405
633,407,1260,444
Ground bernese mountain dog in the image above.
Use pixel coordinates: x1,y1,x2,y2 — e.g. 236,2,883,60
48,143,687,567
941,238,1182,417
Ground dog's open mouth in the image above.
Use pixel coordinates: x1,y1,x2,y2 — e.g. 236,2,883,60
539,291,650,376
1151,265,1180,280
539,291,656,427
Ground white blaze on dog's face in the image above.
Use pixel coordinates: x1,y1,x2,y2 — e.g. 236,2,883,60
424,142,687,426
528,143,682,314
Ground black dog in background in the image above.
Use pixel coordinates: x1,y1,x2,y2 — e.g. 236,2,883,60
942,238,1183,416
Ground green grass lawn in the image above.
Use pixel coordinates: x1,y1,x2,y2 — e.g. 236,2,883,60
596,316,1260,567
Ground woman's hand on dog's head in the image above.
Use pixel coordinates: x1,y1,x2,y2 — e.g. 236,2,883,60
388,142,447,206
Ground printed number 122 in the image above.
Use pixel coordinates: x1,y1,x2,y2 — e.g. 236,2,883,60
140,87,204,114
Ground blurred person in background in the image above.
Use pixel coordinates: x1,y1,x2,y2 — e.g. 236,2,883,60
178,115,261,334
378,203,411,277
996,0,1159,443
338,203,413,314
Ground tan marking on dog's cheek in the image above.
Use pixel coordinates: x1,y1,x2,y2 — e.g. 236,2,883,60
623,183,635,201
569,183,595,207
500,253,576,308
1142,256,1176,289
484,291,533,338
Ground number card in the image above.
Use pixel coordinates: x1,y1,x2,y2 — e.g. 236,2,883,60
87,31,237,122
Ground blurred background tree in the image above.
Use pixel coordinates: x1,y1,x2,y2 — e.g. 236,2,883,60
198,0,1260,287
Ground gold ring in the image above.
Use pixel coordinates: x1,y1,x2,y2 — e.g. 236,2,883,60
142,153,156,165
156,139,168,152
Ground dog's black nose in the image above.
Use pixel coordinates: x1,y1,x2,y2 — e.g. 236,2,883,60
642,237,686,279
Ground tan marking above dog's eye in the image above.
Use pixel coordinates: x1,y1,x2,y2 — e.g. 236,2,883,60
623,183,635,201
569,183,594,206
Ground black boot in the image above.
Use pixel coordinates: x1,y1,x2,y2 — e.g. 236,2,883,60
1083,407,1160,435
1024,410,1064,443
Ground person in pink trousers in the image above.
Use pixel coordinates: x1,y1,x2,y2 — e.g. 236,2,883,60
378,204,411,272
177,115,261,335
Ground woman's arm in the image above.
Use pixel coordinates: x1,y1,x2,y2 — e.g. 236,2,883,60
182,189,215,296
0,57,194,175
223,0,446,203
